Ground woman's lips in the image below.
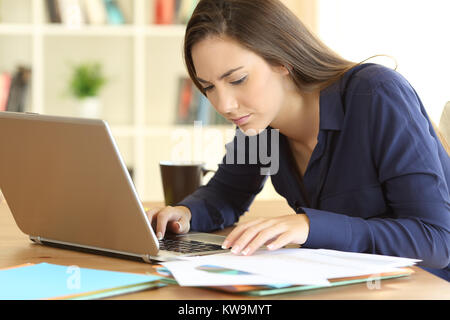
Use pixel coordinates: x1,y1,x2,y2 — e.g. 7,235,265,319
232,114,251,125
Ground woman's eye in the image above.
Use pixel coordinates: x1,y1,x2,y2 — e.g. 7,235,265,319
231,75,247,85
203,85,214,92
202,75,247,93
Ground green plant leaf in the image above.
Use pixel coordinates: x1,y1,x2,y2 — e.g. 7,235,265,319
68,62,107,99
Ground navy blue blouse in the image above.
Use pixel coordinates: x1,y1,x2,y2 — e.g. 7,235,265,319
178,63,450,280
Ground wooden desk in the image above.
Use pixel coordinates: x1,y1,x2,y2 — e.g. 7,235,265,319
0,198,449,300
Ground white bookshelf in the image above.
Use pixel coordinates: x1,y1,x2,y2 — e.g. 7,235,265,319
0,0,310,202
0,23,187,36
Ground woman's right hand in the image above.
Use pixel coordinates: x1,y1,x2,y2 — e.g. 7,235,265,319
145,205,192,240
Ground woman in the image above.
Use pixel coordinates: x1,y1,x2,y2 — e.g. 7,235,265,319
146,0,450,280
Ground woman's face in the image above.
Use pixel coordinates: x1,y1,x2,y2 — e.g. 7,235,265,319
191,36,289,135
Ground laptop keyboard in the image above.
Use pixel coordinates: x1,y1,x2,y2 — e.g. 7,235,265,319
159,238,224,254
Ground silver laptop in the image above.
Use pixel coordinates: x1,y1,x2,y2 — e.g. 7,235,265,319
0,112,226,263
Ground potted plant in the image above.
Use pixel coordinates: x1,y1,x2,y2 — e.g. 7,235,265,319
68,61,107,119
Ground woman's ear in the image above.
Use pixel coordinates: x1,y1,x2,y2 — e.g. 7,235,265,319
273,64,291,76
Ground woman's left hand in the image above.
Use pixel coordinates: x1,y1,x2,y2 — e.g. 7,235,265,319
221,214,310,256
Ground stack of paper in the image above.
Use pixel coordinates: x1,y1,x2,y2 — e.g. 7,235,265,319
162,248,420,287
0,263,164,300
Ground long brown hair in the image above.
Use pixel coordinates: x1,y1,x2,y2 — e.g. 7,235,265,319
184,0,358,95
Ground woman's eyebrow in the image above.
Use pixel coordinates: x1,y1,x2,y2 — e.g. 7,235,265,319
197,66,244,84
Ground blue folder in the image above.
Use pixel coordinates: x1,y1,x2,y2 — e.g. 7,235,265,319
0,263,163,300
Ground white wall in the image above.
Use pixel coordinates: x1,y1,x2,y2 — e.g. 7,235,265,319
318,0,450,123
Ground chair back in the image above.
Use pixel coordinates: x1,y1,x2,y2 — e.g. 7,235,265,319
436,102,450,156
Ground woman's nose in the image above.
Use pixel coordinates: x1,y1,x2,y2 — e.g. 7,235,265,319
214,90,238,115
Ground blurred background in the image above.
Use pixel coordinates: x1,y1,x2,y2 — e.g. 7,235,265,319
0,0,449,202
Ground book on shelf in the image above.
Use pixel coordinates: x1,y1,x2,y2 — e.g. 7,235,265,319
0,72,12,112
154,0,199,25
103,0,125,25
57,0,85,26
116,0,132,24
82,0,107,25
45,0,127,25
46,0,62,23
175,77,229,126
155,0,175,25
176,0,199,24
2,66,32,113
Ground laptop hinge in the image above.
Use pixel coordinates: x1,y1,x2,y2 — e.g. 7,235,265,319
141,255,152,264
30,236,42,244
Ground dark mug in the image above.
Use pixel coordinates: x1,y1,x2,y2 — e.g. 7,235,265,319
159,161,215,206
